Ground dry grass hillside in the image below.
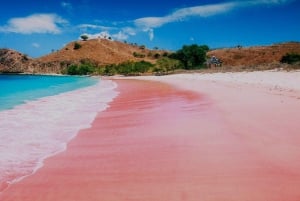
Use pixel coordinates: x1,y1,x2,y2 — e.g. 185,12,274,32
207,42,300,70
1,40,300,74
38,39,166,65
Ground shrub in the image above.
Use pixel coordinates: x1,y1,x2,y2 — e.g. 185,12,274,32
102,64,117,76
133,61,153,73
98,61,153,76
155,57,182,73
74,42,82,50
281,53,300,64
66,64,78,75
154,53,161,59
133,52,145,58
162,52,169,57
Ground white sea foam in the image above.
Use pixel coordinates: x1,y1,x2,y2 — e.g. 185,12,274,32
0,79,118,192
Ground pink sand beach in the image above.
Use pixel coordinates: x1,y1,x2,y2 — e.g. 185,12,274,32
1,71,300,201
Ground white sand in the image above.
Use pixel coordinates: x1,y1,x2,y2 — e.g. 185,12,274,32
134,70,300,93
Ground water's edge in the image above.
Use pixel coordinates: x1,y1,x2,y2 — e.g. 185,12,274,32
0,79,118,194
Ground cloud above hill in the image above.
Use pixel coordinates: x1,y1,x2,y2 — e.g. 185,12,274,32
132,0,294,40
134,0,292,29
78,0,294,42
0,14,68,34
134,2,236,29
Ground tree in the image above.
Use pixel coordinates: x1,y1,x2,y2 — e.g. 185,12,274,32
154,53,161,59
171,44,209,69
80,35,89,41
66,64,78,75
65,63,95,75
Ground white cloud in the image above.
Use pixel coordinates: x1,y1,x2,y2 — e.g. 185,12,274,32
76,0,293,42
79,31,128,41
142,28,154,41
78,24,115,31
112,31,128,41
32,43,40,48
112,27,137,40
171,2,236,18
122,27,136,36
80,31,112,40
148,29,154,41
0,14,68,34
77,25,138,42
134,17,166,29
134,0,293,29
133,2,236,40
134,2,236,29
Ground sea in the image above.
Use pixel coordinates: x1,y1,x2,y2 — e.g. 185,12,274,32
0,74,118,192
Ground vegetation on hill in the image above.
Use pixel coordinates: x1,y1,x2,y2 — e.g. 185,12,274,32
63,61,95,75
154,57,183,74
80,35,89,41
98,61,154,76
170,44,209,69
73,42,82,50
207,42,300,70
1,39,300,74
61,44,209,76
38,39,164,65
280,53,300,64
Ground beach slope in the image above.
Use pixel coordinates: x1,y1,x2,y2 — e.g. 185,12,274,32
1,71,300,201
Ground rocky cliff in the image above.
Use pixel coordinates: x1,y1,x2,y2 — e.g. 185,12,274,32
0,49,32,73
0,49,66,74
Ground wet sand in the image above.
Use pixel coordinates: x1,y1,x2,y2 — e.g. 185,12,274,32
1,76,300,201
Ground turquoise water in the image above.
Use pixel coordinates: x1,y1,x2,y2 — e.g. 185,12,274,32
0,76,117,192
0,74,98,111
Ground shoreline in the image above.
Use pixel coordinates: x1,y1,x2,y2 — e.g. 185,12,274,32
0,79,118,194
1,71,300,200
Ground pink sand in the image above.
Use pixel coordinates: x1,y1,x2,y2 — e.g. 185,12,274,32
1,77,300,201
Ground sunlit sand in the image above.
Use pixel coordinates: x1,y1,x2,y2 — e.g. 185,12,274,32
1,71,300,201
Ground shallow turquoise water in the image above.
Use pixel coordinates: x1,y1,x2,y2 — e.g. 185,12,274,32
0,74,98,111
0,75,117,192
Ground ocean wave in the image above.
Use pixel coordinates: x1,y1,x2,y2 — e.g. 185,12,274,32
0,79,118,193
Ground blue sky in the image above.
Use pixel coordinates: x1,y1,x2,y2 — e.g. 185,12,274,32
0,0,299,58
